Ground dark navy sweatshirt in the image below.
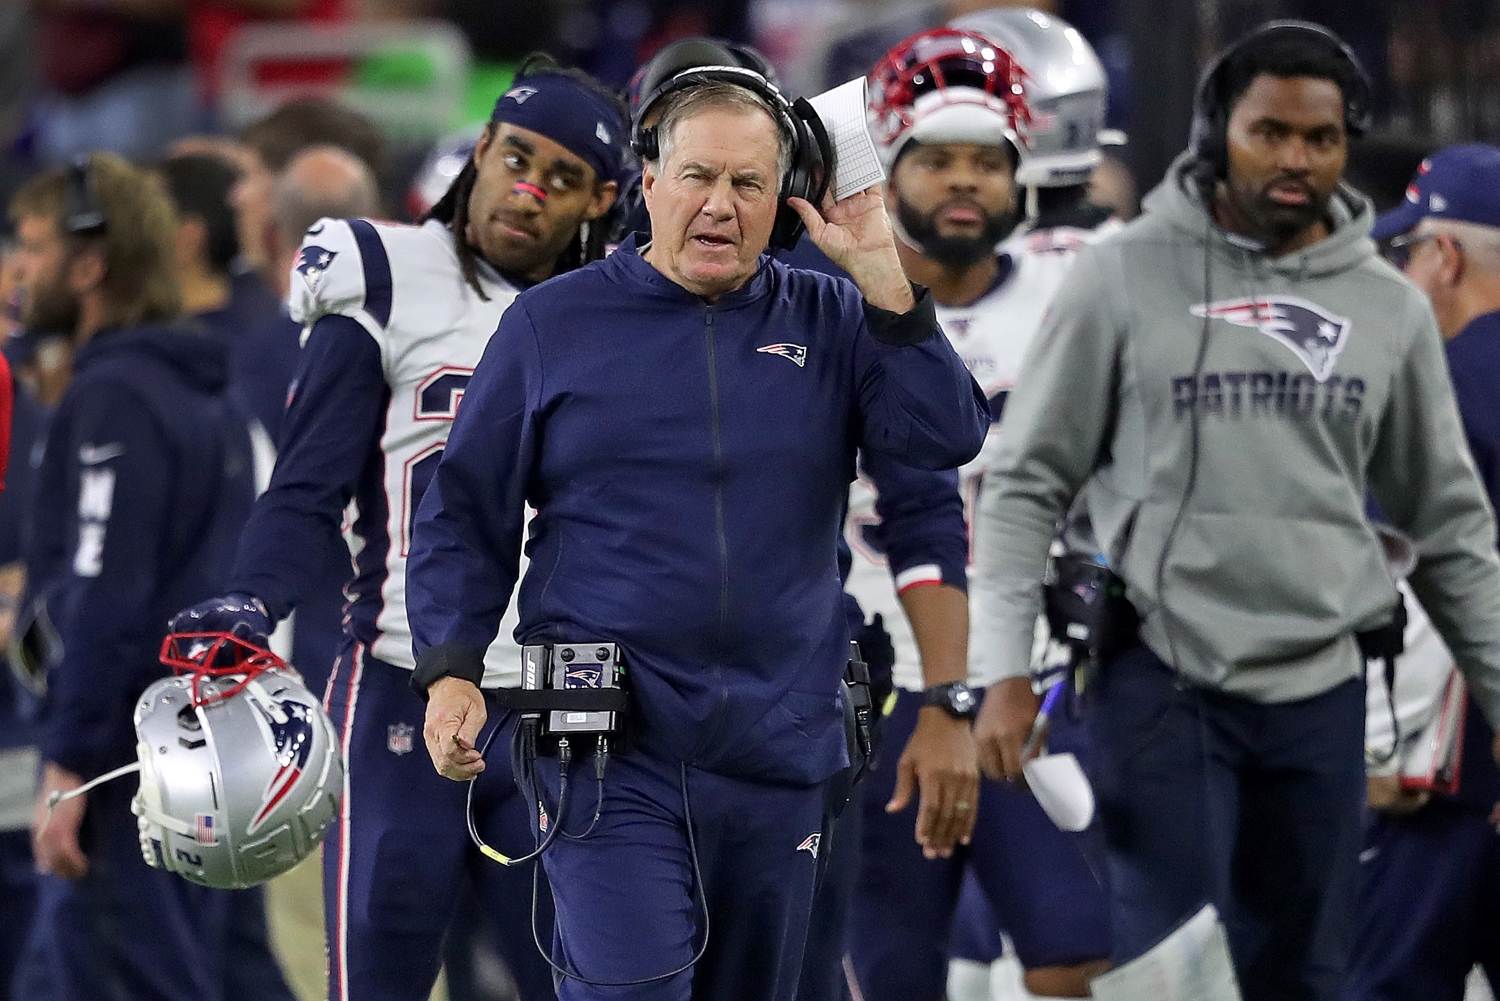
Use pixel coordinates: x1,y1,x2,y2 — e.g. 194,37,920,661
1444,309,1500,809
31,324,254,779
408,238,989,786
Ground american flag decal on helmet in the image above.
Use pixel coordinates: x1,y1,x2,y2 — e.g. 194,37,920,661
1190,296,1352,382
195,813,217,845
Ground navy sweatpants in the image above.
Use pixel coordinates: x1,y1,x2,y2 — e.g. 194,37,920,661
0,829,34,1001
14,776,232,1001
1090,645,1366,1001
1342,801,1500,1000
534,742,828,1001
846,689,1110,1001
322,641,556,1001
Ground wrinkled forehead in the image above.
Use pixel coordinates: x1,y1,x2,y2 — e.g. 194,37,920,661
663,104,781,172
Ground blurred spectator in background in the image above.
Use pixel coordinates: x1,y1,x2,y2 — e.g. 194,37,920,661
160,152,244,319
232,97,385,275
29,0,198,164
238,96,387,184
1088,151,1137,221
13,150,253,1001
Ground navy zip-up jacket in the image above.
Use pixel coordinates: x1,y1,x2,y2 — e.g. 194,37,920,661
1444,309,1500,809
31,324,254,779
408,238,989,785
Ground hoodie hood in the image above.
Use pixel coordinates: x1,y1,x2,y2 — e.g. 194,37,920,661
1141,151,1377,281
72,321,230,395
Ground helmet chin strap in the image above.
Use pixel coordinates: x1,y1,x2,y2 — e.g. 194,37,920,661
888,211,929,256
40,761,143,837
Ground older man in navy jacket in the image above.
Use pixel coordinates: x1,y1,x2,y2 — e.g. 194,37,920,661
407,73,989,1001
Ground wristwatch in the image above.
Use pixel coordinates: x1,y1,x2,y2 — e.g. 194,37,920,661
922,681,978,721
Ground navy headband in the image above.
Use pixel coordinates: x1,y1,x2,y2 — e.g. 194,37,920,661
491,73,627,186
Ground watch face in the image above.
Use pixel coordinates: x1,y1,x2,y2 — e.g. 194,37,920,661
951,686,977,715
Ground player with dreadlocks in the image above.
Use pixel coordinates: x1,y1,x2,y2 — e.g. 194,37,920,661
171,55,626,1001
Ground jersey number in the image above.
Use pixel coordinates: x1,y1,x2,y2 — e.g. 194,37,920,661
402,369,473,555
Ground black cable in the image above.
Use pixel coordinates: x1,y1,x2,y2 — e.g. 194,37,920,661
560,736,609,842
530,761,711,987
1114,186,1220,768
466,721,571,867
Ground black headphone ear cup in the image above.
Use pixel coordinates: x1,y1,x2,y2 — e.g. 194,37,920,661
768,99,835,251
631,123,658,163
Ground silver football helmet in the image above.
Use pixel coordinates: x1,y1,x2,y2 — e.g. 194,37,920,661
130,634,343,889
950,8,1108,188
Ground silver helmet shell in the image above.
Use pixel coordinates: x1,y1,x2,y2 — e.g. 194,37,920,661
131,667,342,889
950,8,1107,187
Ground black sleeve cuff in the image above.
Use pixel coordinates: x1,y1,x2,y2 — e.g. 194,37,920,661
410,642,486,696
863,283,938,347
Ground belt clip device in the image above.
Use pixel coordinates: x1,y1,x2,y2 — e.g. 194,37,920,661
520,642,627,746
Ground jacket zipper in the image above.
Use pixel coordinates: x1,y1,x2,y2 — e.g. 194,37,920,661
699,305,731,759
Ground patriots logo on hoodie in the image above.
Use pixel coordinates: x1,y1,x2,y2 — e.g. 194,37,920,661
1190,296,1352,382
294,246,337,295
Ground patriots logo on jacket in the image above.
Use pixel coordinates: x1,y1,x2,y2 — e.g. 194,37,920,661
294,246,337,296
1190,296,1352,382
757,343,808,368
248,698,315,833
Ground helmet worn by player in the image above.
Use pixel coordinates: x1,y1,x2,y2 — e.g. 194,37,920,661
949,8,1110,189
867,26,1032,175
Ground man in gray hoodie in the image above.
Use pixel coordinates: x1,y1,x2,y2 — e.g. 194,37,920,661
971,21,1500,1001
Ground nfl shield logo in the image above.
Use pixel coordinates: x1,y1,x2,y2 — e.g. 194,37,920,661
387,722,415,756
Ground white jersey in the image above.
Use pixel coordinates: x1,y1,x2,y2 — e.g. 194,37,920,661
289,217,528,686
845,221,1118,691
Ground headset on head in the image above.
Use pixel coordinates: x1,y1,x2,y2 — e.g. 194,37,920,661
1189,20,1373,184
64,155,108,238
631,65,833,251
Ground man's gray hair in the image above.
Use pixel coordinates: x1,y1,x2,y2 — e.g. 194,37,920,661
651,80,793,185
1417,217,1500,273
272,144,380,248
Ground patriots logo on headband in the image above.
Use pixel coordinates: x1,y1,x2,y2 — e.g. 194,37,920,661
1190,296,1352,382
247,697,316,834
505,86,538,104
294,246,337,295
596,121,612,145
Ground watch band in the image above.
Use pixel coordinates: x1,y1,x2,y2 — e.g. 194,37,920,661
923,681,977,720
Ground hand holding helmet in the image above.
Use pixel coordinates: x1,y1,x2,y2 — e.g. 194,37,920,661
168,593,273,652
41,630,343,890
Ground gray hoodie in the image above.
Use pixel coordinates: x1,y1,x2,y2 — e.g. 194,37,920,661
971,153,1500,728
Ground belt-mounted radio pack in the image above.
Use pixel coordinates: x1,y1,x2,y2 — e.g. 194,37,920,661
466,641,712,988
1044,552,1140,684
464,641,630,871
515,642,630,750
